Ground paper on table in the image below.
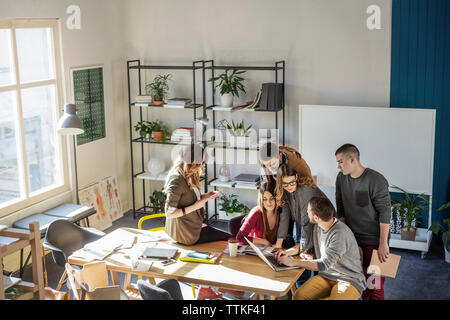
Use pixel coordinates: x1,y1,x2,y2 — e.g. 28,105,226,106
128,244,154,271
138,230,172,242
367,249,401,278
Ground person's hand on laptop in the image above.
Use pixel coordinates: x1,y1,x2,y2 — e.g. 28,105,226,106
277,254,296,267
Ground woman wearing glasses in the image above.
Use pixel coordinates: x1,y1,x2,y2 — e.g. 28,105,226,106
272,164,331,287
273,164,332,253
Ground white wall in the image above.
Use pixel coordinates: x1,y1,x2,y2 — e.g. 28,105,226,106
0,0,131,221
0,0,392,220
123,0,392,214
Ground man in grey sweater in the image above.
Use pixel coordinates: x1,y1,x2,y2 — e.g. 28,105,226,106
276,196,366,300
335,144,391,300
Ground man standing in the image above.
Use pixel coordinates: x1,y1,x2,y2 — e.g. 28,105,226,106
334,143,391,300
276,196,366,300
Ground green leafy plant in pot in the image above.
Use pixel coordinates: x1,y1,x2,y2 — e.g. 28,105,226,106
391,185,429,241
218,119,253,148
208,69,246,108
218,193,250,219
149,189,167,213
147,120,171,142
134,121,152,139
145,74,172,105
429,201,450,263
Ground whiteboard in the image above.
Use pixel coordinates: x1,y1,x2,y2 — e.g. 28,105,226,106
299,105,436,195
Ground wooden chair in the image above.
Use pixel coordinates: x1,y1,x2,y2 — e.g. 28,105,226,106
137,213,197,298
65,262,129,300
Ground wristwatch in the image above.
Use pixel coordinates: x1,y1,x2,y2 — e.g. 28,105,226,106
182,207,186,216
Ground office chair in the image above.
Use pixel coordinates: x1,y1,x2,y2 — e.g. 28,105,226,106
137,279,183,300
43,219,105,290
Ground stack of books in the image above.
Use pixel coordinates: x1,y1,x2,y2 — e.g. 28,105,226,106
170,127,194,143
234,173,260,188
179,251,223,264
164,98,192,108
135,95,153,106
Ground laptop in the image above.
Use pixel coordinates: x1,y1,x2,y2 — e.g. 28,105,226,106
244,237,299,272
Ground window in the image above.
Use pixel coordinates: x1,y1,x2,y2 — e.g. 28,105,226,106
0,19,68,216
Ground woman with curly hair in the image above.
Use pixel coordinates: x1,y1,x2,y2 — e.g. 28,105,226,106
273,164,332,253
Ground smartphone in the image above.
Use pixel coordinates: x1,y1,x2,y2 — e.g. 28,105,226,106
161,258,176,266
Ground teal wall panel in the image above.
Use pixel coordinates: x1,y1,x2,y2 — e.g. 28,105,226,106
391,0,450,228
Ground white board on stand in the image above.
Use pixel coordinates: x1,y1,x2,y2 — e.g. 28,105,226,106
299,105,436,195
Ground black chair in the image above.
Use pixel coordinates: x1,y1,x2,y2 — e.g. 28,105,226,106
43,219,105,290
137,279,183,300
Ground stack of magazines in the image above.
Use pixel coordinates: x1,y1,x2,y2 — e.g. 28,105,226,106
170,127,194,143
164,98,192,108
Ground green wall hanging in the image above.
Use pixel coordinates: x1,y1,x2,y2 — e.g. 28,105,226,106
71,66,106,145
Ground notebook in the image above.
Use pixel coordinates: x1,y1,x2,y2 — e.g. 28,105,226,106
367,250,401,278
179,251,222,264
140,247,178,259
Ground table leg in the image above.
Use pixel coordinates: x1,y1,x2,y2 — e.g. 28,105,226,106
147,277,156,285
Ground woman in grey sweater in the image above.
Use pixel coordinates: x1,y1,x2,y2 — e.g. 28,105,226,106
273,164,332,253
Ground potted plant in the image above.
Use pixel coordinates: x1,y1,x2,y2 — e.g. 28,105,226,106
218,193,250,220
208,69,246,108
429,201,450,263
219,119,253,148
145,74,172,105
134,121,152,139
149,189,167,213
147,120,171,142
391,185,429,241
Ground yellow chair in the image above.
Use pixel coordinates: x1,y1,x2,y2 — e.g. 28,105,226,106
137,213,197,298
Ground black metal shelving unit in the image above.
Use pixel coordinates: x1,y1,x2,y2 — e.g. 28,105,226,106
203,60,286,222
127,59,208,219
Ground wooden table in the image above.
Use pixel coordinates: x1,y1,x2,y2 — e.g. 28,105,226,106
68,227,304,299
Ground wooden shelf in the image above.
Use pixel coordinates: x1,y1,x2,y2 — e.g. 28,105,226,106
0,222,44,300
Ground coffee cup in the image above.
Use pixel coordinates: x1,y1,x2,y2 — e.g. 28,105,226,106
228,237,238,257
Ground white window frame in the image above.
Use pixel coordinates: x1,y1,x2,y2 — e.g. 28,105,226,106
0,19,69,218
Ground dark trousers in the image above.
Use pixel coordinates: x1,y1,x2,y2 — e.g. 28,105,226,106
196,225,232,244
358,242,385,300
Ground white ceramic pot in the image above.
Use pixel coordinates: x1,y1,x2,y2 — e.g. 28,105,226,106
220,93,233,108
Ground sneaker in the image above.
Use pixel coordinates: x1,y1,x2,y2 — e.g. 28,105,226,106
218,288,246,297
197,287,223,300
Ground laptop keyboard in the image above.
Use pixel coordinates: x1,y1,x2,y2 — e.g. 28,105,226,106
266,255,282,267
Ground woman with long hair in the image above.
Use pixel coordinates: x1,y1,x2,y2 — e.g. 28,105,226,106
235,181,280,246
164,143,231,245
163,143,237,299
273,163,331,253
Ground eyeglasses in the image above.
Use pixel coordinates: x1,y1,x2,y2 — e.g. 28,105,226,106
282,180,297,188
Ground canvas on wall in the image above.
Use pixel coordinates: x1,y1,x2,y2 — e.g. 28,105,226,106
79,176,123,230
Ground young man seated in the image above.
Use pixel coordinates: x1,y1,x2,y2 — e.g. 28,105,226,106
275,196,366,300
